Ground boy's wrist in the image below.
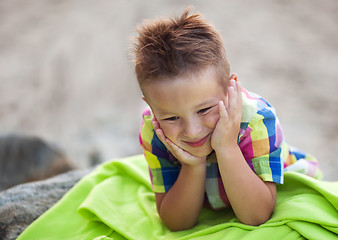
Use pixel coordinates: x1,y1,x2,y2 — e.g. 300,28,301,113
181,159,206,171
214,143,241,162
213,140,238,154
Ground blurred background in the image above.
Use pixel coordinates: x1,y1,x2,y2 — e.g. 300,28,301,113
0,0,337,180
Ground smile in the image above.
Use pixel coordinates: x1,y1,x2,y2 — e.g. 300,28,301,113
184,134,210,148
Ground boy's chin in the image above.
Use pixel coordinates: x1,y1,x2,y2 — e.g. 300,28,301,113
187,146,214,158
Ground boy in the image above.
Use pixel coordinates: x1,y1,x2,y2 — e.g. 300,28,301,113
134,9,322,231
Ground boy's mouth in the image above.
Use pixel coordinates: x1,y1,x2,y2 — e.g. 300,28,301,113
183,134,210,148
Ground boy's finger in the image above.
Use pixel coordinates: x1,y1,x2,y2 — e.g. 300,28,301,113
166,138,179,152
152,119,177,153
227,85,236,112
229,82,242,122
155,128,169,147
155,128,164,141
156,130,177,155
165,138,185,159
236,81,242,102
228,81,242,113
166,138,193,162
152,120,159,129
219,100,228,119
152,116,160,127
229,79,236,87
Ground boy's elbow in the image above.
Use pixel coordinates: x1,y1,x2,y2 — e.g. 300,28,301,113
164,219,197,232
240,195,276,226
240,216,270,226
160,211,197,231
167,224,193,232
239,210,273,226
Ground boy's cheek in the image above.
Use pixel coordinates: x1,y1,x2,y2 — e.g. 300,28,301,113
207,113,220,130
158,123,176,140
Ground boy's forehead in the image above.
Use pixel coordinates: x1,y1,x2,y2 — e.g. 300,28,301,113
143,66,226,91
143,68,227,112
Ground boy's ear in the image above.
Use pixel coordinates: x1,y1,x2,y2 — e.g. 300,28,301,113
229,73,238,82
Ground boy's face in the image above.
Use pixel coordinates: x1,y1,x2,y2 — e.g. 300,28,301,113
143,67,227,158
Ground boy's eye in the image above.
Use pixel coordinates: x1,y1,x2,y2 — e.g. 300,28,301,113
198,107,212,114
164,116,179,121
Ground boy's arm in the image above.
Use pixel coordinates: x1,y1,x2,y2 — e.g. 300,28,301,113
216,145,276,225
155,161,206,231
212,80,276,226
152,121,207,231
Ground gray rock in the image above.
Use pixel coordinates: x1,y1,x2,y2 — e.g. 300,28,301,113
0,134,75,192
0,168,92,240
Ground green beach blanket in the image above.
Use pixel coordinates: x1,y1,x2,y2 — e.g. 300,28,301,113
17,155,338,240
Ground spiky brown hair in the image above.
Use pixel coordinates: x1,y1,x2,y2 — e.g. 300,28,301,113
133,8,230,91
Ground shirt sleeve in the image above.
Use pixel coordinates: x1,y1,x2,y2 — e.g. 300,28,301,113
238,103,287,184
139,108,181,193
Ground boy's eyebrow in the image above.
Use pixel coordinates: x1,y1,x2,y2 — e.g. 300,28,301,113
157,111,173,116
157,99,218,116
196,98,218,108
154,107,175,116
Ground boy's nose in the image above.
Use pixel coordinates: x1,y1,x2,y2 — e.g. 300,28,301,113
183,119,202,139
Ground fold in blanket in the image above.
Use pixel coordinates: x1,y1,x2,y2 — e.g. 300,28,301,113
17,155,338,240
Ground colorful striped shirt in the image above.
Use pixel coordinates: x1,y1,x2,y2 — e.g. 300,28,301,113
139,88,322,209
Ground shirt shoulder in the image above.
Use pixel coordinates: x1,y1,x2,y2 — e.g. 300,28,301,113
140,108,154,148
241,88,276,126
140,108,169,155
139,108,180,192
239,88,285,184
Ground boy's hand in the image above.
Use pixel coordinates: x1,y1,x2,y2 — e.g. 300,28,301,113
152,118,206,166
211,80,242,153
